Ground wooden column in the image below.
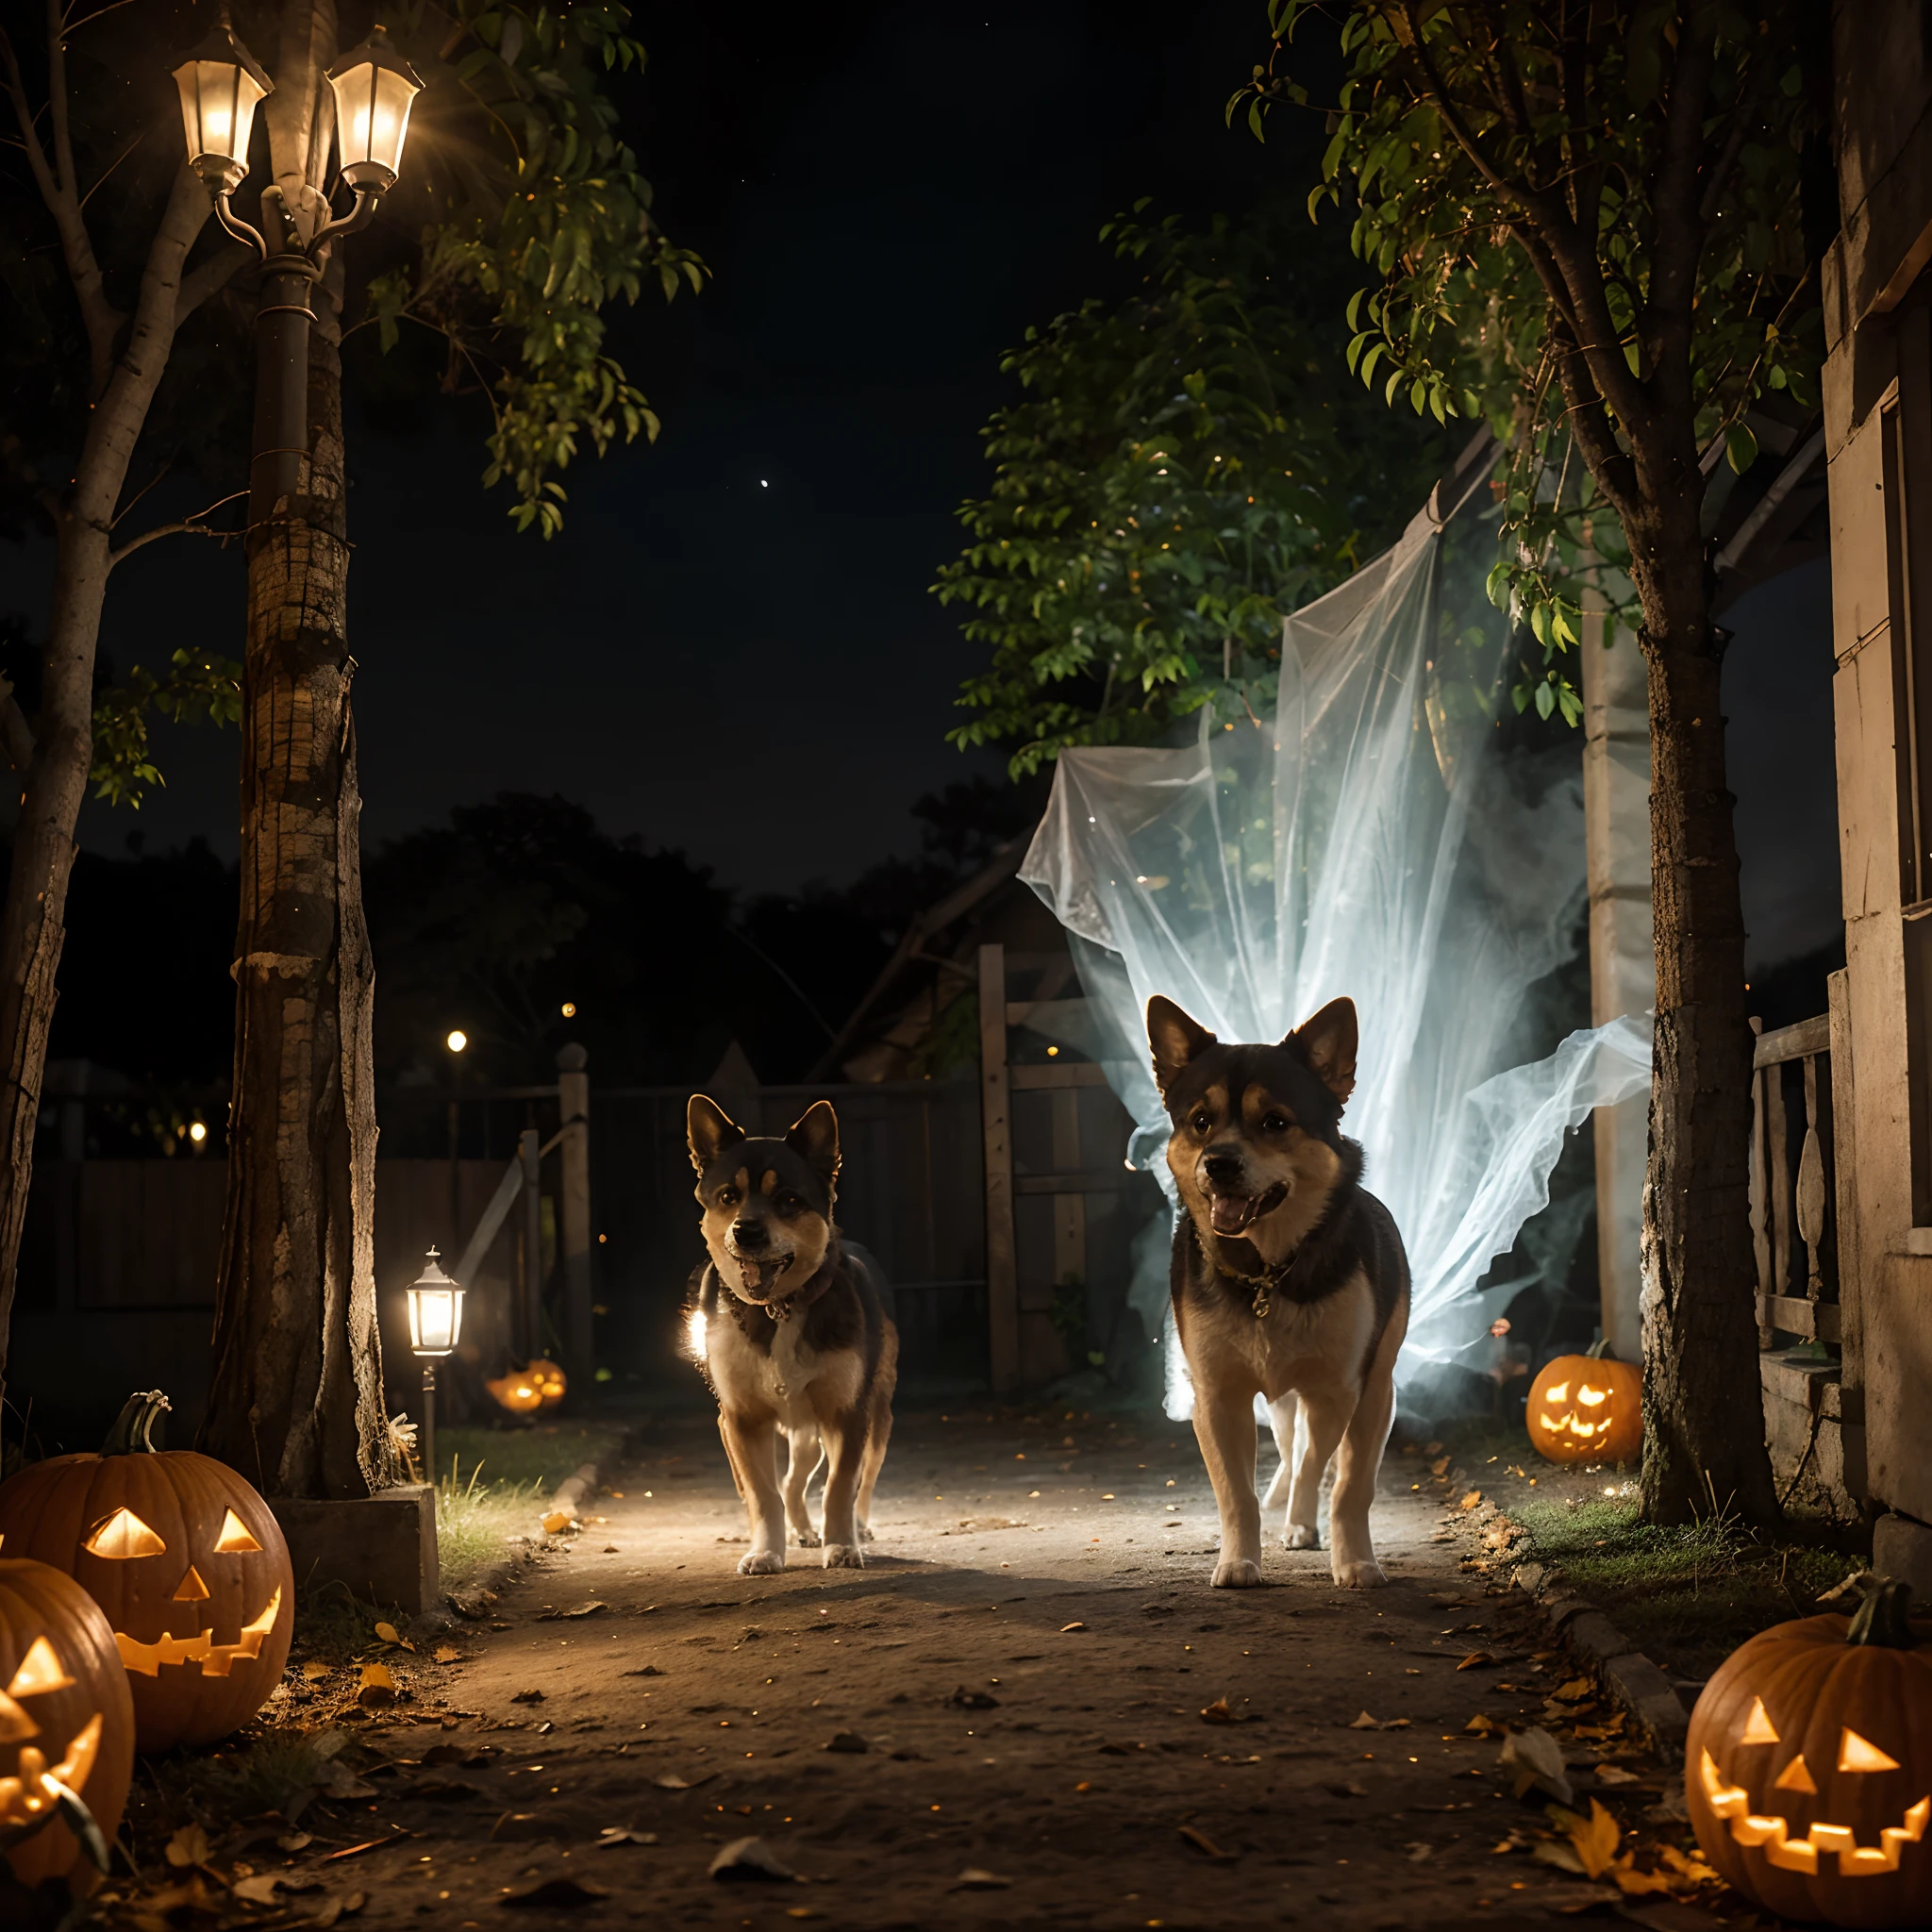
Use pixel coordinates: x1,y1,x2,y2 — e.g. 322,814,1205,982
978,945,1019,1392
556,1044,593,1385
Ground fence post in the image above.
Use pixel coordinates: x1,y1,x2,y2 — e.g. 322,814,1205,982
978,945,1019,1392
517,1127,541,1362
556,1044,593,1386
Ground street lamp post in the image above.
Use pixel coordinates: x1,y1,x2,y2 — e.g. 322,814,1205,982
171,10,422,524
405,1247,465,1488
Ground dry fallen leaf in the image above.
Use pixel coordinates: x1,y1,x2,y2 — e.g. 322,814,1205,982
1059,1622,1086,1633
301,1660,331,1682
594,1828,658,1847
500,1875,609,1907
1659,1843,1720,1885
1430,1456,1451,1476
231,1874,283,1905
1464,1713,1498,1737
534,1602,608,1622
1608,1855,1675,1896
1177,1824,1235,1861
1456,1652,1496,1671
1547,1797,1621,1879
1500,1725,1574,1807
1551,1676,1595,1703
1202,1699,1237,1725
433,1646,462,1665
356,1662,396,1709
952,1868,1011,1890
165,1823,210,1869
1593,1763,1641,1786
372,1622,415,1652
276,1832,314,1854
708,1837,795,1882
1458,1491,1483,1510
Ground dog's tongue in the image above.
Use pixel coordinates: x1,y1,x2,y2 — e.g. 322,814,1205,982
1209,1192,1257,1236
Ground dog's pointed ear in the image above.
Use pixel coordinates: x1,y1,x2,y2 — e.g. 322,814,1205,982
1147,995,1217,1100
687,1094,744,1172
785,1099,841,1181
1290,997,1357,1107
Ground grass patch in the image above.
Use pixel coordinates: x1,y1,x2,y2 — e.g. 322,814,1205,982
436,1457,550,1598
1513,1496,1864,1681
430,1421,626,1491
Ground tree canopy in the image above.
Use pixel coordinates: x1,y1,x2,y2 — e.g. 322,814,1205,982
938,206,1448,775
1231,0,1824,720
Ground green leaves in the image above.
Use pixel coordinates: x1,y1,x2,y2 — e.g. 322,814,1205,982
1228,0,1824,732
938,208,1443,774
363,1,704,537
91,649,242,809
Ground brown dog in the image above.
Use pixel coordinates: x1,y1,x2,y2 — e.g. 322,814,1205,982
685,1095,897,1574
1149,995,1409,1589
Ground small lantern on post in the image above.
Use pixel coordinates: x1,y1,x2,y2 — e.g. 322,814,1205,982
405,1247,464,1488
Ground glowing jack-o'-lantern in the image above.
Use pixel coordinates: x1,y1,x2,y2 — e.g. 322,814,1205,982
0,1391,293,1752
1525,1352,1641,1464
526,1358,567,1408
0,1558,134,1890
1687,1577,1932,1926
486,1368,545,1416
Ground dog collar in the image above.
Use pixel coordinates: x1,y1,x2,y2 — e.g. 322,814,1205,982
1193,1222,1299,1320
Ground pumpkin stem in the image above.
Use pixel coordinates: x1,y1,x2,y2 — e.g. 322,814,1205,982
102,1390,172,1456
1586,1336,1615,1360
1847,1575,1917,1648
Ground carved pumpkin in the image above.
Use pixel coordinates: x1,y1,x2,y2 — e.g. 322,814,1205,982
1526,1352,1641,1464
0,1558,134,1890
1687,1578,1932,1926
486,1368,545,1417
526,1359,567,1408
0,1391,293,1752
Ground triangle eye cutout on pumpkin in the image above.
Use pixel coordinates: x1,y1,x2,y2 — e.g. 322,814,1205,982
172,1565,209,1603
1840,1727,1902,1773
1740,1696,1780,1745
212,1508,262,1555
1774,1753,1818,1793
6,1637,74,1699
83,1506,166,1559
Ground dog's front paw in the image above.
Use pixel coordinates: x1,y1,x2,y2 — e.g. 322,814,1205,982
1283,1523,1320,1551
737,1548,785,1576
1332,1555,1387,1589
823,1542,865,1570
1210,1557,1264,1589
858,1521,875,1543
791,1528,823,1549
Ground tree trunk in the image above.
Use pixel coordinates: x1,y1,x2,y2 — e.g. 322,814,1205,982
1628,508,1779,1527
198,254,397,1498
0,168,214,1390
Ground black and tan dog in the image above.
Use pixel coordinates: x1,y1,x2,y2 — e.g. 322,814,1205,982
1148,994,1409,1590
685,1095,897,1574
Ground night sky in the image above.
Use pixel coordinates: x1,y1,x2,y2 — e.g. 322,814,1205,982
0,0,1840,967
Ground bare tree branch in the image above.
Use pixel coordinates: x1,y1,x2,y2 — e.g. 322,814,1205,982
0,15,122,393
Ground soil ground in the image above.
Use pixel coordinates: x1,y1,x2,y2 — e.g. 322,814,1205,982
122,1409,1719,1931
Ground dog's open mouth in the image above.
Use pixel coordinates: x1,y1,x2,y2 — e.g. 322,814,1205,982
1207,1182,1288,1237
730,1251,793,1298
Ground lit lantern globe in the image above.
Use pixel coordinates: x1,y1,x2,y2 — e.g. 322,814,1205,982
405,1249,464,1357
170,11,273,193
1525,1353,1642,1464
325,25,423,193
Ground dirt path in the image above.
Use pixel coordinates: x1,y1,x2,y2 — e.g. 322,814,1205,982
284,1410,1686,1929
